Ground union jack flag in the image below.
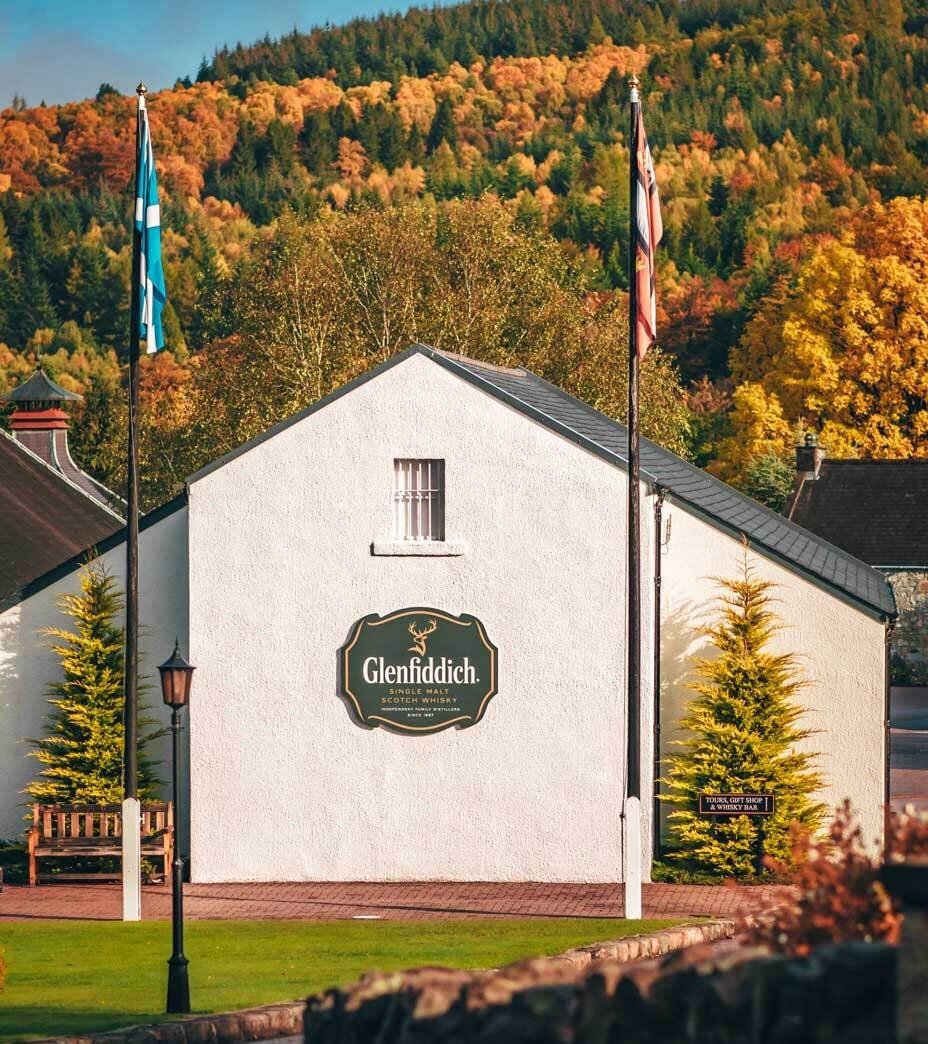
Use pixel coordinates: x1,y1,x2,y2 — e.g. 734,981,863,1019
633,108,662,357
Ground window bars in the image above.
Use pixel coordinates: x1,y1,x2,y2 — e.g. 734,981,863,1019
393,459,445,541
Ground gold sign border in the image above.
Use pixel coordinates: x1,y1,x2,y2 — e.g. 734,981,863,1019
342,607,498,734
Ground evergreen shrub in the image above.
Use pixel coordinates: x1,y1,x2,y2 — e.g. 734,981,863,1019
26,558,164,805
660,554,826,878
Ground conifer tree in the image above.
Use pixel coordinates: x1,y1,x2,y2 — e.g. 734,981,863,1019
427,98,457,153
661,556,826,878
406,121,425,165
301,112,336,173
740,451,795,512
0,212,11,269
26,560,163,804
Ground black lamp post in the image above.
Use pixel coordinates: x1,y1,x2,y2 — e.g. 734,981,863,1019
158,640,195,1015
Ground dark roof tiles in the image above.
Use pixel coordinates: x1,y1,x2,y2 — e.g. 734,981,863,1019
0,432,121,602
434,350,895,617
790,460,928,567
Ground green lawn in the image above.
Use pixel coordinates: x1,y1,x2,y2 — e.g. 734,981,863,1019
0,917,681,1041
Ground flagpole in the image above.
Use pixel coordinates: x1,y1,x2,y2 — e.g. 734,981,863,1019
122,81,146,923
623,73,643,920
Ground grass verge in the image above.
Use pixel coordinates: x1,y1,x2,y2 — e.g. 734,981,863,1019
0,917,684,1041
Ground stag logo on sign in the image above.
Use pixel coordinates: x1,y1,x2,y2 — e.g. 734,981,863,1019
407,618,436,656
340,608,498,733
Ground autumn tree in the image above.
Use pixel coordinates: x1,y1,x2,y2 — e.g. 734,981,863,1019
5,0,928,495
174,198,690,484
720,198,928,480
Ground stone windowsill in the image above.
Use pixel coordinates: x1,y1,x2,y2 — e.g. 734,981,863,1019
371,539,467,556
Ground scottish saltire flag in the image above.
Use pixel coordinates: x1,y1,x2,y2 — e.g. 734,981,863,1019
634,108,663,358
135,95,165,353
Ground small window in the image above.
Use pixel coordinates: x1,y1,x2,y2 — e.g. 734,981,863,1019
394,459,445,542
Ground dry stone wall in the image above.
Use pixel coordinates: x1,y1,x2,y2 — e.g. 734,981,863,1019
888,570,928,680
303,940,897,1044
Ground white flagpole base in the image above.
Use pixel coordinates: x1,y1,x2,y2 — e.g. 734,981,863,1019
623,796,642,919
122,797,142,922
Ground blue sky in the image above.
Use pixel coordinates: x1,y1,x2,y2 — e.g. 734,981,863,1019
1,0,410,107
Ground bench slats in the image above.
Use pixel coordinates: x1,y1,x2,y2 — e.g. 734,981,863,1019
39,842,168,854
32,806,172,843
28,802,174,886
37,872,122,883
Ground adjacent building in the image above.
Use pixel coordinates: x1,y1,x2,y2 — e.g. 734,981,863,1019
789,436,928,682
0,369,123,605
0,347,895,881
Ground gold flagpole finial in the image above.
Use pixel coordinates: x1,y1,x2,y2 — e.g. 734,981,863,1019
136,82,148,96
628,74,641,90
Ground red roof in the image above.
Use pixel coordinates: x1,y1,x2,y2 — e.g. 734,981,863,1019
0,432,122,602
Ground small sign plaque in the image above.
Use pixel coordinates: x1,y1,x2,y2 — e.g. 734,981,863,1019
698,794,775,816
340,607,498,734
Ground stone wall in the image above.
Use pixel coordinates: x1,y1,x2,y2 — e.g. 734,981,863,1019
887,571,928,681
303,939,897,1044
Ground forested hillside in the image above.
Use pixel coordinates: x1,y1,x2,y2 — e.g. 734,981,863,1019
2,0,928,509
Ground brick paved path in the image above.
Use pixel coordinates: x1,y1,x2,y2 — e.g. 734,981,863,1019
0,881,788,922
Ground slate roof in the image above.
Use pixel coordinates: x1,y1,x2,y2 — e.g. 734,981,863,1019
0,368,82,403
188,344,895,618
790,460,928,568
0,430,122,603
427,349,895,617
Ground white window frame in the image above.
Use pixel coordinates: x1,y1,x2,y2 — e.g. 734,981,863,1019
372,458,465,556
393,458,445,542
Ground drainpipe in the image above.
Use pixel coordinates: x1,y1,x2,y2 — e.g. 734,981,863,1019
653,487,665,862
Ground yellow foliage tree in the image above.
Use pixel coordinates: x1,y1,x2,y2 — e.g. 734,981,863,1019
722,198,928,481
710,382,792,482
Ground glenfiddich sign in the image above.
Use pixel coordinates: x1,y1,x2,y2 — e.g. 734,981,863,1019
340,607,498,733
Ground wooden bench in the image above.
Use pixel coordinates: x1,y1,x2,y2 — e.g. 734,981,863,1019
27,803,173,886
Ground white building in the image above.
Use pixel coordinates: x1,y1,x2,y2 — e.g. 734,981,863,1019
0,346,895,881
